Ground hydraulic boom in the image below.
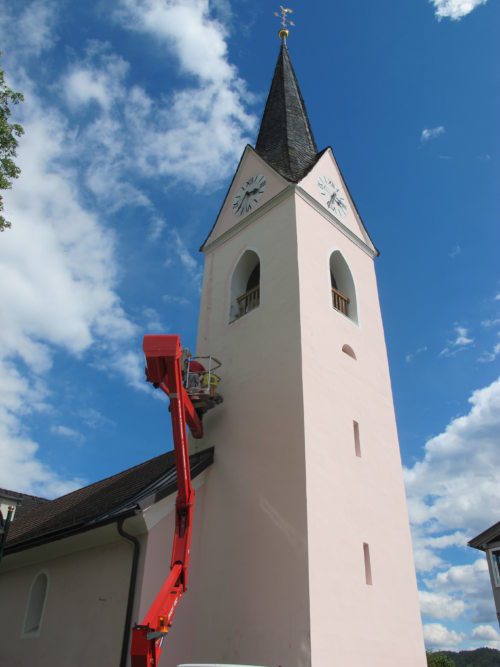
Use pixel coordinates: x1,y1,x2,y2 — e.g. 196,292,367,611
131,335,205,667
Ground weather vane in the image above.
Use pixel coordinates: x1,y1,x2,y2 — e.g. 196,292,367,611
274,5,295,42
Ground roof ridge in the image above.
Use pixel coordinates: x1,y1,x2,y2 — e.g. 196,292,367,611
0,488,49,502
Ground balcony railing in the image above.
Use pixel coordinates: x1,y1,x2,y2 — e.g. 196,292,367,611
237,285,260,318
332,287,350,316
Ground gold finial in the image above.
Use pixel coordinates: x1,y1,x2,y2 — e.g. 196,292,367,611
274,5,295,42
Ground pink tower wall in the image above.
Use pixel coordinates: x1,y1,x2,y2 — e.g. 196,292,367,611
294,188,426,666
164,188,312,667
158,148,425,666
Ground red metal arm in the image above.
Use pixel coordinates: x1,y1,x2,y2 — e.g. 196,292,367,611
131,335,203,667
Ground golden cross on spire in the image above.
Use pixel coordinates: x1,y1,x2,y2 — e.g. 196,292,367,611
274,5,295,42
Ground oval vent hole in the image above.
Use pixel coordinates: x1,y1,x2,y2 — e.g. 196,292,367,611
342,344,357,360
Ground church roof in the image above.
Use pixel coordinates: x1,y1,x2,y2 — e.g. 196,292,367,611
4,448,214,554
0,488,49,521
255,43,320,182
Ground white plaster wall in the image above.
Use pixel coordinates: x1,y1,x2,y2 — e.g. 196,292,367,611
0,539,132,667
295,192,426,666
164,194,311,667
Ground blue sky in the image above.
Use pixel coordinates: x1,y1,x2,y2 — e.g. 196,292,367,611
1,0,499,653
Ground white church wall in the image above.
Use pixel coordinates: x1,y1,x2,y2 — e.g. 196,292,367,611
295,192,426,666
0,539,131,667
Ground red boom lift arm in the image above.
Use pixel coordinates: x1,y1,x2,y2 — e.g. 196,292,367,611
131,335,204,667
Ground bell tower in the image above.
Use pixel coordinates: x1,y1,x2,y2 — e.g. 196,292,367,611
165,40,426,667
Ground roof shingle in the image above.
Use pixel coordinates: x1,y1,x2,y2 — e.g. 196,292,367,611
255,43,319,182
5,448,214,553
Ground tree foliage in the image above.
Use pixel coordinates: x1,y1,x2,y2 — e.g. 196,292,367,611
0,55,24,232
427,651,456,667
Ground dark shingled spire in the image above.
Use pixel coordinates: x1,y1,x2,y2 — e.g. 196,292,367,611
255,43,318,182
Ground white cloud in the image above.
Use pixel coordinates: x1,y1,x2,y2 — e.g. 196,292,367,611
143,307,164,331
423,623,465,649
0,76,139,495
50,425,85,442
0,0,58,58
406,378,500,624
114,0,257,188
419,590,467,620
64,54,129,111
449,244,461,258
479,337,500,363
421,126,446,142
423,559,496,625
169,229,203,287
472,624,500,642
411,527,467,572
148,216,167,243
406,346,428,364
405,377,500,539
440,325,474,357
430,0,488,21
162,294,190,307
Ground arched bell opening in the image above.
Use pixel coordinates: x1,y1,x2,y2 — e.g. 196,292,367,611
330,251,358,324
230,250,261,322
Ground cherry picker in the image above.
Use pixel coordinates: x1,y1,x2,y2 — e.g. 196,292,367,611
131,335,222,667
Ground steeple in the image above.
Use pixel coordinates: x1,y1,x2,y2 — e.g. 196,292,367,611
255,43,319,182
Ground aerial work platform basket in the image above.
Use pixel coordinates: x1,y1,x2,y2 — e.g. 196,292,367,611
183,351,223,416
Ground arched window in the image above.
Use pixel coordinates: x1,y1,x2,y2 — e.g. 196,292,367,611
230,250,261,321
23,572,48,635
330,251,358,324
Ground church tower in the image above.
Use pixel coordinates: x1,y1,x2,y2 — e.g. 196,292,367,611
166,42,426,667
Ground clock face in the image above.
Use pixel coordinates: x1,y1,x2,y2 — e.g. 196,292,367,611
317,176,348,218
232,174,267,217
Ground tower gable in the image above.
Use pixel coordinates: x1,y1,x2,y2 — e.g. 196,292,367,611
298,148,378,255
201,145,289,250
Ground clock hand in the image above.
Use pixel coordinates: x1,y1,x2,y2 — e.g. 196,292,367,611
238,192,249,213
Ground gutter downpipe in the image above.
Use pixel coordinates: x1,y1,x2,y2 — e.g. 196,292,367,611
117,517,141,667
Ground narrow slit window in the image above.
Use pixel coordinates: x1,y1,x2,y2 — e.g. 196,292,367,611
363,543,373,585
354,421,361,458
24,572,48,635
342,344,356,360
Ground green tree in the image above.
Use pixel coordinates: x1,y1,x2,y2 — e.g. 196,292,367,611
0,55,24,232
426,650,456,667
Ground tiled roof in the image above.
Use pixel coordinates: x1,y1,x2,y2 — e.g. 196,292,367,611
5,448,214,554
0,488,49,521
255,44,319,182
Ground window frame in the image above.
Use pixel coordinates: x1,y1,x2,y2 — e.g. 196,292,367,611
489,548,500,587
